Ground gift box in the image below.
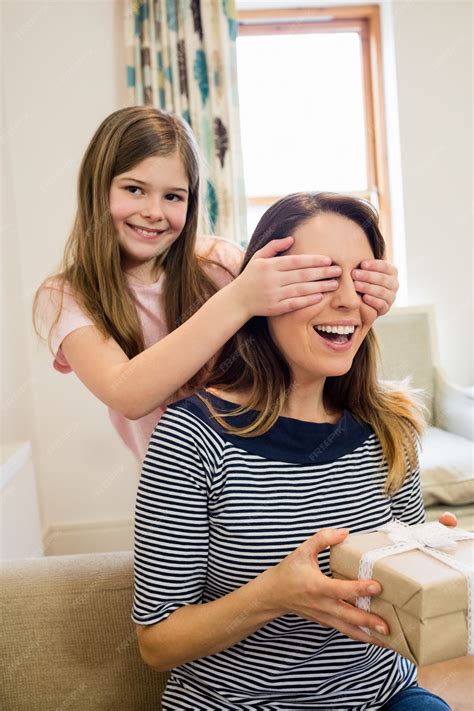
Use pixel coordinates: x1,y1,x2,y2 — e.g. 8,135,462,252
330,521,474,666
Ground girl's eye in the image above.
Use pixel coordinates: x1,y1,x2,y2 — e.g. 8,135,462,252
165,193,181,202
125,186,144,195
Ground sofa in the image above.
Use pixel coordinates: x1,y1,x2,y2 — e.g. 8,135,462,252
1,305,473,709
1,552,167,710
1,551,473,711
374,305,474,530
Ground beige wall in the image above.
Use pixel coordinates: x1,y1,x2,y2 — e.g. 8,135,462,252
1,0,472,552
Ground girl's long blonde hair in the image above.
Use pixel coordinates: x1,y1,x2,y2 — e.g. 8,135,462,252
205,192,425,495
33,106,232,389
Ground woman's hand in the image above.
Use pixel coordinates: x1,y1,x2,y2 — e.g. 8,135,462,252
233,236,342,319
352,260,399,316
262,528,389,646
438,512,458,527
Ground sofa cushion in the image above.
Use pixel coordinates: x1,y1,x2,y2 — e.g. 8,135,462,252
420,427,474,506
0,551,169,710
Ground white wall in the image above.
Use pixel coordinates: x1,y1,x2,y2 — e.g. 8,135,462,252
390,0,473,385
2,0,138,553
1,0,472,554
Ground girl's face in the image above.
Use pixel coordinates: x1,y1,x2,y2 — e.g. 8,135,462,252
109,153,189,280
268,212,377,384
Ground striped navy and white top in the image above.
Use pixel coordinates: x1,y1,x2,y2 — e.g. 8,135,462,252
132,392,425,710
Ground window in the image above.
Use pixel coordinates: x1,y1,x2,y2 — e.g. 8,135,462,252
237,6,391,251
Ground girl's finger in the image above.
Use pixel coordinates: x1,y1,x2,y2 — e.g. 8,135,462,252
279,265,341,286
360,259,398,276
267,253,333,271
352,269,397,290
278,281,339,303
360,294,390,315
269,293,324,315
250,237,295,260
353,282,394,303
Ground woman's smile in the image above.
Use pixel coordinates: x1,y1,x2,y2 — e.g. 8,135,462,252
312,320,359,352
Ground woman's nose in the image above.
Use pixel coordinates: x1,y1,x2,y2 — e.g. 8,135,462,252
330,273,361,310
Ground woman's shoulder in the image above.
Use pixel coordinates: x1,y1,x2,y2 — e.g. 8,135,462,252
166,391,217,426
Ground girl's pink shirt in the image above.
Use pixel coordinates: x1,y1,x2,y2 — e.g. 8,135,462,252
38,236,243,461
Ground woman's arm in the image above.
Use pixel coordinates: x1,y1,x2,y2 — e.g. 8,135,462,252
137,568,278,671
137,528,389,671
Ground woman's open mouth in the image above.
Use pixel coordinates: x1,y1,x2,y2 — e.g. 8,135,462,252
312,324,357,352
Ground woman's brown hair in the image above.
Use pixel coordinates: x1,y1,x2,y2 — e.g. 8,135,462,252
205,192,424,495
33,106,233,389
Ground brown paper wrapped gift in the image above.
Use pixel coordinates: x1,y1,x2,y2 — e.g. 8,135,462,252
330,522,474,666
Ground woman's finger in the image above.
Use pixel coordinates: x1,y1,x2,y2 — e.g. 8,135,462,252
438,512,458,527
311,610,388,648
318,572,382,605
323,598,389,635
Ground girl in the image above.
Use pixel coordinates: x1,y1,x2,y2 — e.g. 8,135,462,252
132,193,452,710
34,107,399,462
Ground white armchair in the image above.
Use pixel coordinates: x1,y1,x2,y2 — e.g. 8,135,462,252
374,305,474,530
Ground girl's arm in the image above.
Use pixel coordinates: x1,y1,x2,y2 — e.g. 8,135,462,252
61,238,340,419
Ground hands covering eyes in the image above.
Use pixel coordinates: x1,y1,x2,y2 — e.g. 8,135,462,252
351,260,399,316
236,237,399,319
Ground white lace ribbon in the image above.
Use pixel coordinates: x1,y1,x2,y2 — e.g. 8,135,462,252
355,520,474,655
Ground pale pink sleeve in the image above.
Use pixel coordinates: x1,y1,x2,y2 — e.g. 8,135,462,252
36,282,95,373
197,236,244,288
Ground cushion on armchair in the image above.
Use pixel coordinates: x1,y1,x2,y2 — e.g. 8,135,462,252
375,306,474,527
420,426,474,506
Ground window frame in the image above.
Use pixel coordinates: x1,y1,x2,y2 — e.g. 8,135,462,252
237,4,392,254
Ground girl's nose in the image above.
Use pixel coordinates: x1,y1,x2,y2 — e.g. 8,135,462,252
141,196,165,222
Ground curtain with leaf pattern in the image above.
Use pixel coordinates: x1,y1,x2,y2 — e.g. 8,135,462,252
125,0,247,245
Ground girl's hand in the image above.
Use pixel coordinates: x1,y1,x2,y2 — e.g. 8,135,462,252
438,512,458,527
352,260,399,316
263,528,389,646
233,236,342,319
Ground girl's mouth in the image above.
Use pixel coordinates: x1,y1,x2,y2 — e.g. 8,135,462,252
126,223,165,240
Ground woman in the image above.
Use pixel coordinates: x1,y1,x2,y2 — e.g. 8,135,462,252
132,193,452,710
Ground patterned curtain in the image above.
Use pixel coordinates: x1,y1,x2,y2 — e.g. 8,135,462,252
125,0,247,245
